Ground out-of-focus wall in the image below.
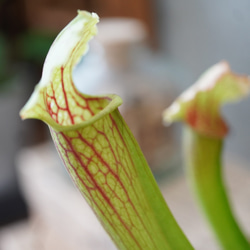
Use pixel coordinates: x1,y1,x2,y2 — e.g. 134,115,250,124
156,0,250,84
155,0,250,162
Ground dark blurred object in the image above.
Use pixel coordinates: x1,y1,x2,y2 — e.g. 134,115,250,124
0,0,52,226
0,0,26,89
0,185,28,226
0,0,26,59
22,0,157,47
23,0,87,32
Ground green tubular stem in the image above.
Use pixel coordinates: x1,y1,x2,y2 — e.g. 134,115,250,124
183,126,250,250
50,109,194,250
113,110,194,250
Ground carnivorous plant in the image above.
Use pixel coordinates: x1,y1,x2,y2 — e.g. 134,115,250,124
163,62,250,249
20,11,193,250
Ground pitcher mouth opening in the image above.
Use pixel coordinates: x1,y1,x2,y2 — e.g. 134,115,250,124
47,92,123,132
20,81,123,132
20,60,123,132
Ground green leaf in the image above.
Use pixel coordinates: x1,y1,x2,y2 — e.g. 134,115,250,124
163,62,250,249
20,11,193,250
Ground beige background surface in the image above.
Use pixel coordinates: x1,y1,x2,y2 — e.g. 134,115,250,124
0,143,249,250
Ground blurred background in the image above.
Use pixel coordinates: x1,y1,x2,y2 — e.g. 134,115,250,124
0,0,250,249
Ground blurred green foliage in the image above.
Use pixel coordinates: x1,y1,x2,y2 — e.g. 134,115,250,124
18,31,55,64
0,33,10,84
0,30,55,92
